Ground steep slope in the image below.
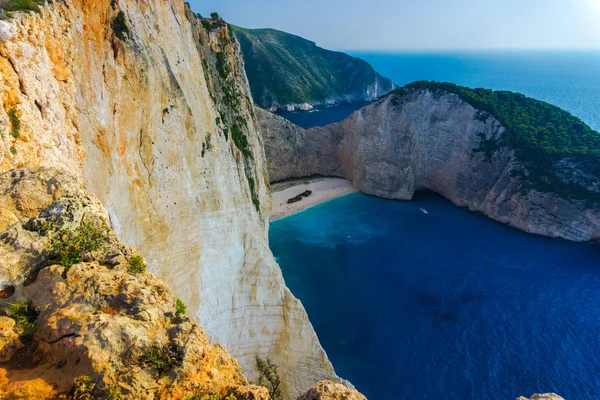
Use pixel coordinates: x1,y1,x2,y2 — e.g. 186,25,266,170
0,1,336,397
0,168,269,399
258,85,600,242
232,26,395,111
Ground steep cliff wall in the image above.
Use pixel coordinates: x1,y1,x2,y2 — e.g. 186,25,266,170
0,1,336,397
259,89,600,242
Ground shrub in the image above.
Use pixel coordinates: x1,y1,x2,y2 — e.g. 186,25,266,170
51,222,108,269
112,11,129,40
210,12,220,20
0,0,45,14
8,108,20,139
175,298,186,316
107,386,122,400
187,393,237,400
128,254,146,274
72,376,95,400
139,344,181,376
255,355,283,400
2,298,37,335
9,146,16,155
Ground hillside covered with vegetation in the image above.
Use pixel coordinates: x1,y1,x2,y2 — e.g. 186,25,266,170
232,26,395,110
395,81,600,203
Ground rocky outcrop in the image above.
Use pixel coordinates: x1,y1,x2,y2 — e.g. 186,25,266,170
258,89,600,243
0,1,336,398
0,168,269,399
517,395,565,400
233,26,395,112
297,381,367,400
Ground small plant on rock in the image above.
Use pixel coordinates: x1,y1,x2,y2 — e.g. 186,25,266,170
175,298,187,316
255,355,283,400
128,254,146,274
72,375,96,400
51,221,108,269
139,343,181,376
2,298,37,336
8,108,20,139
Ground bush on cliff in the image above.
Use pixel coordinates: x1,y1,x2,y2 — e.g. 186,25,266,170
255,355,283,400
51,222,109,269
0,0,45,16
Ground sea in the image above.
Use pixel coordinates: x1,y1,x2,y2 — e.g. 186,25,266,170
270,52,600,399
278,51,600,131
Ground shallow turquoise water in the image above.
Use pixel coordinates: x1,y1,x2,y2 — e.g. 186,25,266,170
269,193,600,399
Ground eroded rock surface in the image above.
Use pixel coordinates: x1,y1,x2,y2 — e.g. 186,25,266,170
0,168,270,399
297,380,367,400
517,394,565,400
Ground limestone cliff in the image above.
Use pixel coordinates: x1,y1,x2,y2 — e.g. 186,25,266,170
0,1,336,397
258,88,600,243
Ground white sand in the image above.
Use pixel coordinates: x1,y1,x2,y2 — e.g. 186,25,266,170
270,177,358,221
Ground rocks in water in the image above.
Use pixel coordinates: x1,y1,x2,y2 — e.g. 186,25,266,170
517,394,565,400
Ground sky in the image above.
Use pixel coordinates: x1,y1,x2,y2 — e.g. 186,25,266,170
188,0,600,51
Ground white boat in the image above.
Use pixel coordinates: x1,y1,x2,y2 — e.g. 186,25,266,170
420,208,429,214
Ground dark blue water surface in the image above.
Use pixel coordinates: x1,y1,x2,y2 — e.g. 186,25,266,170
282,51,600,131
269,193,600,399
276,102,368,129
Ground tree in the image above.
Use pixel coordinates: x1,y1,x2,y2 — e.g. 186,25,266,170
210,12,220,20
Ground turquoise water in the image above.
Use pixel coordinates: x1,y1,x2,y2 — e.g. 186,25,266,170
270,193,600,399
280,51,600,130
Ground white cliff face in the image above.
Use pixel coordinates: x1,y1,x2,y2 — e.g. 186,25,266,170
0,1,336,398
259,91,600,243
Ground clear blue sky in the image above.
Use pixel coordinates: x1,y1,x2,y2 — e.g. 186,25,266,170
188,0,600,50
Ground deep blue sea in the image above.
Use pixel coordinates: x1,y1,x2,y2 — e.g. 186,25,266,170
279,51,600,130
270,193,600,399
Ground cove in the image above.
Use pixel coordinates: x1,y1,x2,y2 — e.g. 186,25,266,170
269,192,600,399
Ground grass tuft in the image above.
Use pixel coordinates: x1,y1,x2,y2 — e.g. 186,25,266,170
127,254,146,274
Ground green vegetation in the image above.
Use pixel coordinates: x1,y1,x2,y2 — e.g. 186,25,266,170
8,108,20,139
0,0,45,16
128,254,146,274
72,376,96,400
187,393,237,400
396,81,600,203
255,355,283,400
231,26,395,108
51,222,108,269
112,11,129,40
9,145,16,155
138,343,181,376
107,386,122,400
2,298,37,336
210,12,220,20
175,298,186,316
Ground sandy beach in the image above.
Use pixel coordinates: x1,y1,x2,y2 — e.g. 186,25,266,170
270,177,358,221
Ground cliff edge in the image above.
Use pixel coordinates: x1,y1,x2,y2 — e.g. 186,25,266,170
0,0,336,397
